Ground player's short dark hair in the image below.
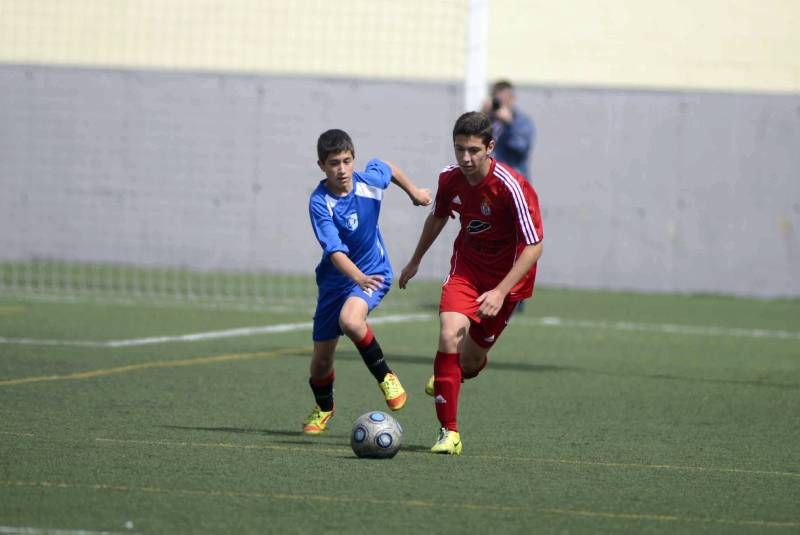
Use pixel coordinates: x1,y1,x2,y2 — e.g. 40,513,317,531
491,79,514,95
317,129,355,162
453,111,493,147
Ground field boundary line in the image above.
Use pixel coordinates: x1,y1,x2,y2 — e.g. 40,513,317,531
0,314,432,348
2,314,796,347
93,436,800,480
472,453,800,479
514,316,800,340
0,347,310,387
0,292,313,313
0,479,518,513
0,305,28,316
540,508,799,529
2,479,797,528
0,525,130,535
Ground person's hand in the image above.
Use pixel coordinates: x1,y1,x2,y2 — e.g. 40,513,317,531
412,188,432,207
494,104,513,124
475,288,506,318
357,274,384,292
398,262,419,289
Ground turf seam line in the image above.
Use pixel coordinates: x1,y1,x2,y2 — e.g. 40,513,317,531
0,348,310,386
2,480,797,528
515,316,800,340
3,314,797,348
540,508,800,528
0,525,131,535
93,437,800,479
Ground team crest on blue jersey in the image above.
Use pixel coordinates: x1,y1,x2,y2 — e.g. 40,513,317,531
480,198,492,216
346,212,359,231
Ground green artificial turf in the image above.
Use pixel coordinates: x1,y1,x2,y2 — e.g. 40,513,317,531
1,287,798,534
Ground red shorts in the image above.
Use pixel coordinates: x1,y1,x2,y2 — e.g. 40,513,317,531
439,274,518,348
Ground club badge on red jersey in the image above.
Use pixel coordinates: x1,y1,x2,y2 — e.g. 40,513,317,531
480,198,492,216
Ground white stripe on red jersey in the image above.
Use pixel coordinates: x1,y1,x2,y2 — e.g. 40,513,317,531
493,163,540,244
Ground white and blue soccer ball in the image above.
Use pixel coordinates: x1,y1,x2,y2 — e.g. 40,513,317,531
350,411,403,459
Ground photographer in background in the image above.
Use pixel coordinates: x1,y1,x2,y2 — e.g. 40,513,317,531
482,79,536,179
482,80,537,313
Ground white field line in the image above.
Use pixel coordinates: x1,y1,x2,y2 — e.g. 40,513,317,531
0,527,133,535
1,292,313,314
0,314,432,348
2,314,798,349
512,316,800,341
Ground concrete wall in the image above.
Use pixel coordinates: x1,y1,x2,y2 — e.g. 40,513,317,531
1,65,798,297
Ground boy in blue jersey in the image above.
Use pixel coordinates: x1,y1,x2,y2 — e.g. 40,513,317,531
304,129,432,434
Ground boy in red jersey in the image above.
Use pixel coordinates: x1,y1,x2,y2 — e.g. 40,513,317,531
399,111,544,455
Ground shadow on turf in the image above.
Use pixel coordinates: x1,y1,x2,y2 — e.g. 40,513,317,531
341,352,798,390
161,424,317,438
337,351,578,374
159,424,432,453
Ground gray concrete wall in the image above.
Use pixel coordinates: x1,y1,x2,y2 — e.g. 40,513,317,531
522,88,800,297
1,65,798,297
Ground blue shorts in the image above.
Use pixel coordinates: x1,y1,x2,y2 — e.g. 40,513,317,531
312,281,391,341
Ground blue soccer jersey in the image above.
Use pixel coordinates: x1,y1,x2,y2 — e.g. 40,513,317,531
309,158,394,294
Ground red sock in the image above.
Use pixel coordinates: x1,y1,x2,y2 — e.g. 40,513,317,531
433,351,461,431
310,370,335,387
354,325,374,348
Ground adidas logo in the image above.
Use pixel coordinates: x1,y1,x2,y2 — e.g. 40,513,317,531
434,394,447,404
452,195,462,205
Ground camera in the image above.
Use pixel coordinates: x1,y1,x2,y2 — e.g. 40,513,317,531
491,97,502,111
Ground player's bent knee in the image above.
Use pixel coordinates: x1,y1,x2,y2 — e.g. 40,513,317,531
338,317,362,338
439,324,466,347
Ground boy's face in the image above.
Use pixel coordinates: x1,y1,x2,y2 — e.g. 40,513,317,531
318,150,355,195
454,134,495,181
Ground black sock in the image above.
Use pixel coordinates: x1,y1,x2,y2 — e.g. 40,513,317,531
357,338,391,381
309,375,334,412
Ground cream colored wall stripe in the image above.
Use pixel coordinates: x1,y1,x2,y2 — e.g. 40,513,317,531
0,0,466,80
1,0,798,93
489,0,800,93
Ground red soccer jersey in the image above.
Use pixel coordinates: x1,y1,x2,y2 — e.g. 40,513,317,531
432,159,543,300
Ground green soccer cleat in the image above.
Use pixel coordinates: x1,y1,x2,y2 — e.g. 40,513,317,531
424,375,434,396
303,405,334,435
431,427,462,455
379,372,407,411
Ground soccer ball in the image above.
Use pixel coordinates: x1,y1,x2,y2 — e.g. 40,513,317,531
350,411,403,459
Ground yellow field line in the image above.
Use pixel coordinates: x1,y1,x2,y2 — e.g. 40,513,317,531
95,437,349,456
92,437,800,480
471,453,800,479
0,305,28,316
0,479,518,513
541,508,800,529
4,434,797,481
0,347,310,387
2,479,797,527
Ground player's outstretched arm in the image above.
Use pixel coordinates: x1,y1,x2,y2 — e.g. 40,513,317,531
476,242,543,317
399,213,449,289
385,161,432,207
330,251,385,292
